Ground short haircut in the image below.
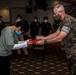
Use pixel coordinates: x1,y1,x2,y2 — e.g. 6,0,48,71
16,15,22,19
34,16,38,19
15,21,28,31
43,16,48,20
53,4,65,12
15,21,23,28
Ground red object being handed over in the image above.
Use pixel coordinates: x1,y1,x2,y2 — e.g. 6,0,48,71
29,39,42,44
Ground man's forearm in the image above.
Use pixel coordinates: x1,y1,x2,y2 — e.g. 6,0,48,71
46,35,61,44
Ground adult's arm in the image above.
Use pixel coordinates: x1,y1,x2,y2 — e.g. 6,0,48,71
37,26,71,45
46,31,67,44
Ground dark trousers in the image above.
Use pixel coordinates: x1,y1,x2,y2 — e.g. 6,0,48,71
0,56,10,75
44,44,48,54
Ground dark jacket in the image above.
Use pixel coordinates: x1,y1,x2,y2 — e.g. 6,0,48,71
30,21,40,36
0,20,6,35
41,22,52,36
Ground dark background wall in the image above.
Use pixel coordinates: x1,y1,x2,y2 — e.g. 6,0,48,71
0,0,76,25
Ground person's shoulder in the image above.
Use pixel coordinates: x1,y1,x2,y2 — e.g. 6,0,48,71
65,14,76,21
4,26,13,32
62,14,76,27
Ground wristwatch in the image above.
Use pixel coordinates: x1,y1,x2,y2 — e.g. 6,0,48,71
44,39,47,44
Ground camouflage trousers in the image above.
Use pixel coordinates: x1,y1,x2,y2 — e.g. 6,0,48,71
65,46,76,75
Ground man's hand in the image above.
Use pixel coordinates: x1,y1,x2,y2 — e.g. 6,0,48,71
36,40,44,45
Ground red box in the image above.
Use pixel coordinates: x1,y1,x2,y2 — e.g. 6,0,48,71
29,39,42,44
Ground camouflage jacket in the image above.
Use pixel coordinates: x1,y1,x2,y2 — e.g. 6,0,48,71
58,14,76,48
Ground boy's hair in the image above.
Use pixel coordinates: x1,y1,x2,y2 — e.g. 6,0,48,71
16,15,22,19
15,21,23,30
34,16,38,19
43,16,48,20
15,21,29,31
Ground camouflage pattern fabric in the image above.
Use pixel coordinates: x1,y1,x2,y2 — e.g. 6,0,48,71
58,14,76,75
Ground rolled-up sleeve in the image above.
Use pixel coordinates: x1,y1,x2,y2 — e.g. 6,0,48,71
61,26,71,34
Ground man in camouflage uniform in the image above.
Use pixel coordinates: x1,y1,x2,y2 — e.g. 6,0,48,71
36,4,76,75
